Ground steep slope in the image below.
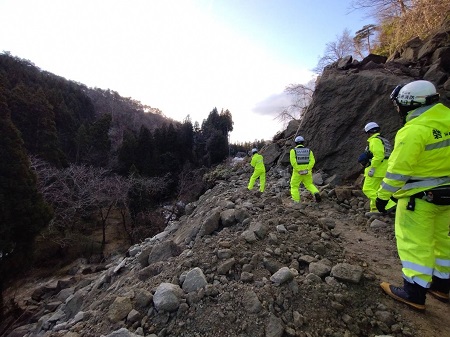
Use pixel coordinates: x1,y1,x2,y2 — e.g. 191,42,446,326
3,164,450,337
294,22,450,183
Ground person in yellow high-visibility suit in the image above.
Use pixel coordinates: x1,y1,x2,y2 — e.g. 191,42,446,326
360,122,396,217
376,80,450,311
247,148,265,193
290,136,321,203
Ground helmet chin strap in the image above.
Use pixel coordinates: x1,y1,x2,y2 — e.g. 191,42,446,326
396,104,413,124
425,93,440,105
398,103,425,124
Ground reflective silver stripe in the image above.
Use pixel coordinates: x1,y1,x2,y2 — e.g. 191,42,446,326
385,172,410,181
403,177,450,190
425,138,450,151
433,271,450,278
402,261,434,275
409,175,441,180
403,274,429,288
381,181,399,192
413,278,429,288
406,105,429,122
436,258,450,267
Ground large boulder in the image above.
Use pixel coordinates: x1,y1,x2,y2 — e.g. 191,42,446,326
298,70,405,182
285,23,450,183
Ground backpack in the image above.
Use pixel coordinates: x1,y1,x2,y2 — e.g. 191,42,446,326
359,135,392,166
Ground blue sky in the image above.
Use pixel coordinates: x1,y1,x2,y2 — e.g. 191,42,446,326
0,0,373,143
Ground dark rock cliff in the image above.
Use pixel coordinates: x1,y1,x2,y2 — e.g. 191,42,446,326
275,21,450,183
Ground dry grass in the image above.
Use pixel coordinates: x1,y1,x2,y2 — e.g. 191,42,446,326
377,0,450,55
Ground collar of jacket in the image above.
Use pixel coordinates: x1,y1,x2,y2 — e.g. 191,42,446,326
368,132,380,140
406,103,437,122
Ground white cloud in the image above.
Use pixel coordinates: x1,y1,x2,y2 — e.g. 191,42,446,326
252,92,293,116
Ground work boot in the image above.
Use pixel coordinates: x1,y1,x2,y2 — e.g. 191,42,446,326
429,276,450,303
314,193,321,202
380,280,427,311
386,205,397,214
251,190,261,197
365,211,382,218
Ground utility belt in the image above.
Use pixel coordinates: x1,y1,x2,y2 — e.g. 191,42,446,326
407,186,450,211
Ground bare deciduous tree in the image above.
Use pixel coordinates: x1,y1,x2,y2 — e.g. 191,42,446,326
349,0,411,20
30,156,129,250
314,29,355,73
126,173,170,241
162,163,206,226
276,79,316,124
90,173,129,250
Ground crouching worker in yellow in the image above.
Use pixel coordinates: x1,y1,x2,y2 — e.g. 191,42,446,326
247,148,266,193
290,136,321,203
377,80,450,311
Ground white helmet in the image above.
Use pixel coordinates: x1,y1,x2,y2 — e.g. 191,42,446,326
364,122,380,133
294,136,304,143
391,80,438,107
251,148,258,154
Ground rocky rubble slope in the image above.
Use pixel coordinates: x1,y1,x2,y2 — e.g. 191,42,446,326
4,164,450,337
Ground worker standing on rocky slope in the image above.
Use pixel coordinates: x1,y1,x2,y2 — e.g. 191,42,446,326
360,122,396,217
376,80,450,311
289,136,321,203
247,148,265,195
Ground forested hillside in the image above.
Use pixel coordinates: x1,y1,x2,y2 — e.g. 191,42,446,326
0,53,234,169
0,52,240,317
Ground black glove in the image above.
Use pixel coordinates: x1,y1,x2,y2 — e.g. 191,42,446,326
390,196,398,203
376,198,389,213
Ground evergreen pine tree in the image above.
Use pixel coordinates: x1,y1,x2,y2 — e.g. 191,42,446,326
206,129,229,165
118,130,138,175
136,126,155,176
0,92,52,317
179,116,194,163
85,113,112,166
74,123,89,164
9,85,66,167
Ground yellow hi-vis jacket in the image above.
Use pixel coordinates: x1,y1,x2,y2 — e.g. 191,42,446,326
365,133,389,178
250,153,265,172
378,103,450,200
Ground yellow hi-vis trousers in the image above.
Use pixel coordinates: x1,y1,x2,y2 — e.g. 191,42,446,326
248,168,265,192
363,176,396,212
395,197,450,288
290,171,319,202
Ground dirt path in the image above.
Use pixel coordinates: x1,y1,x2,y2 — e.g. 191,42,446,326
336,215,450,337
